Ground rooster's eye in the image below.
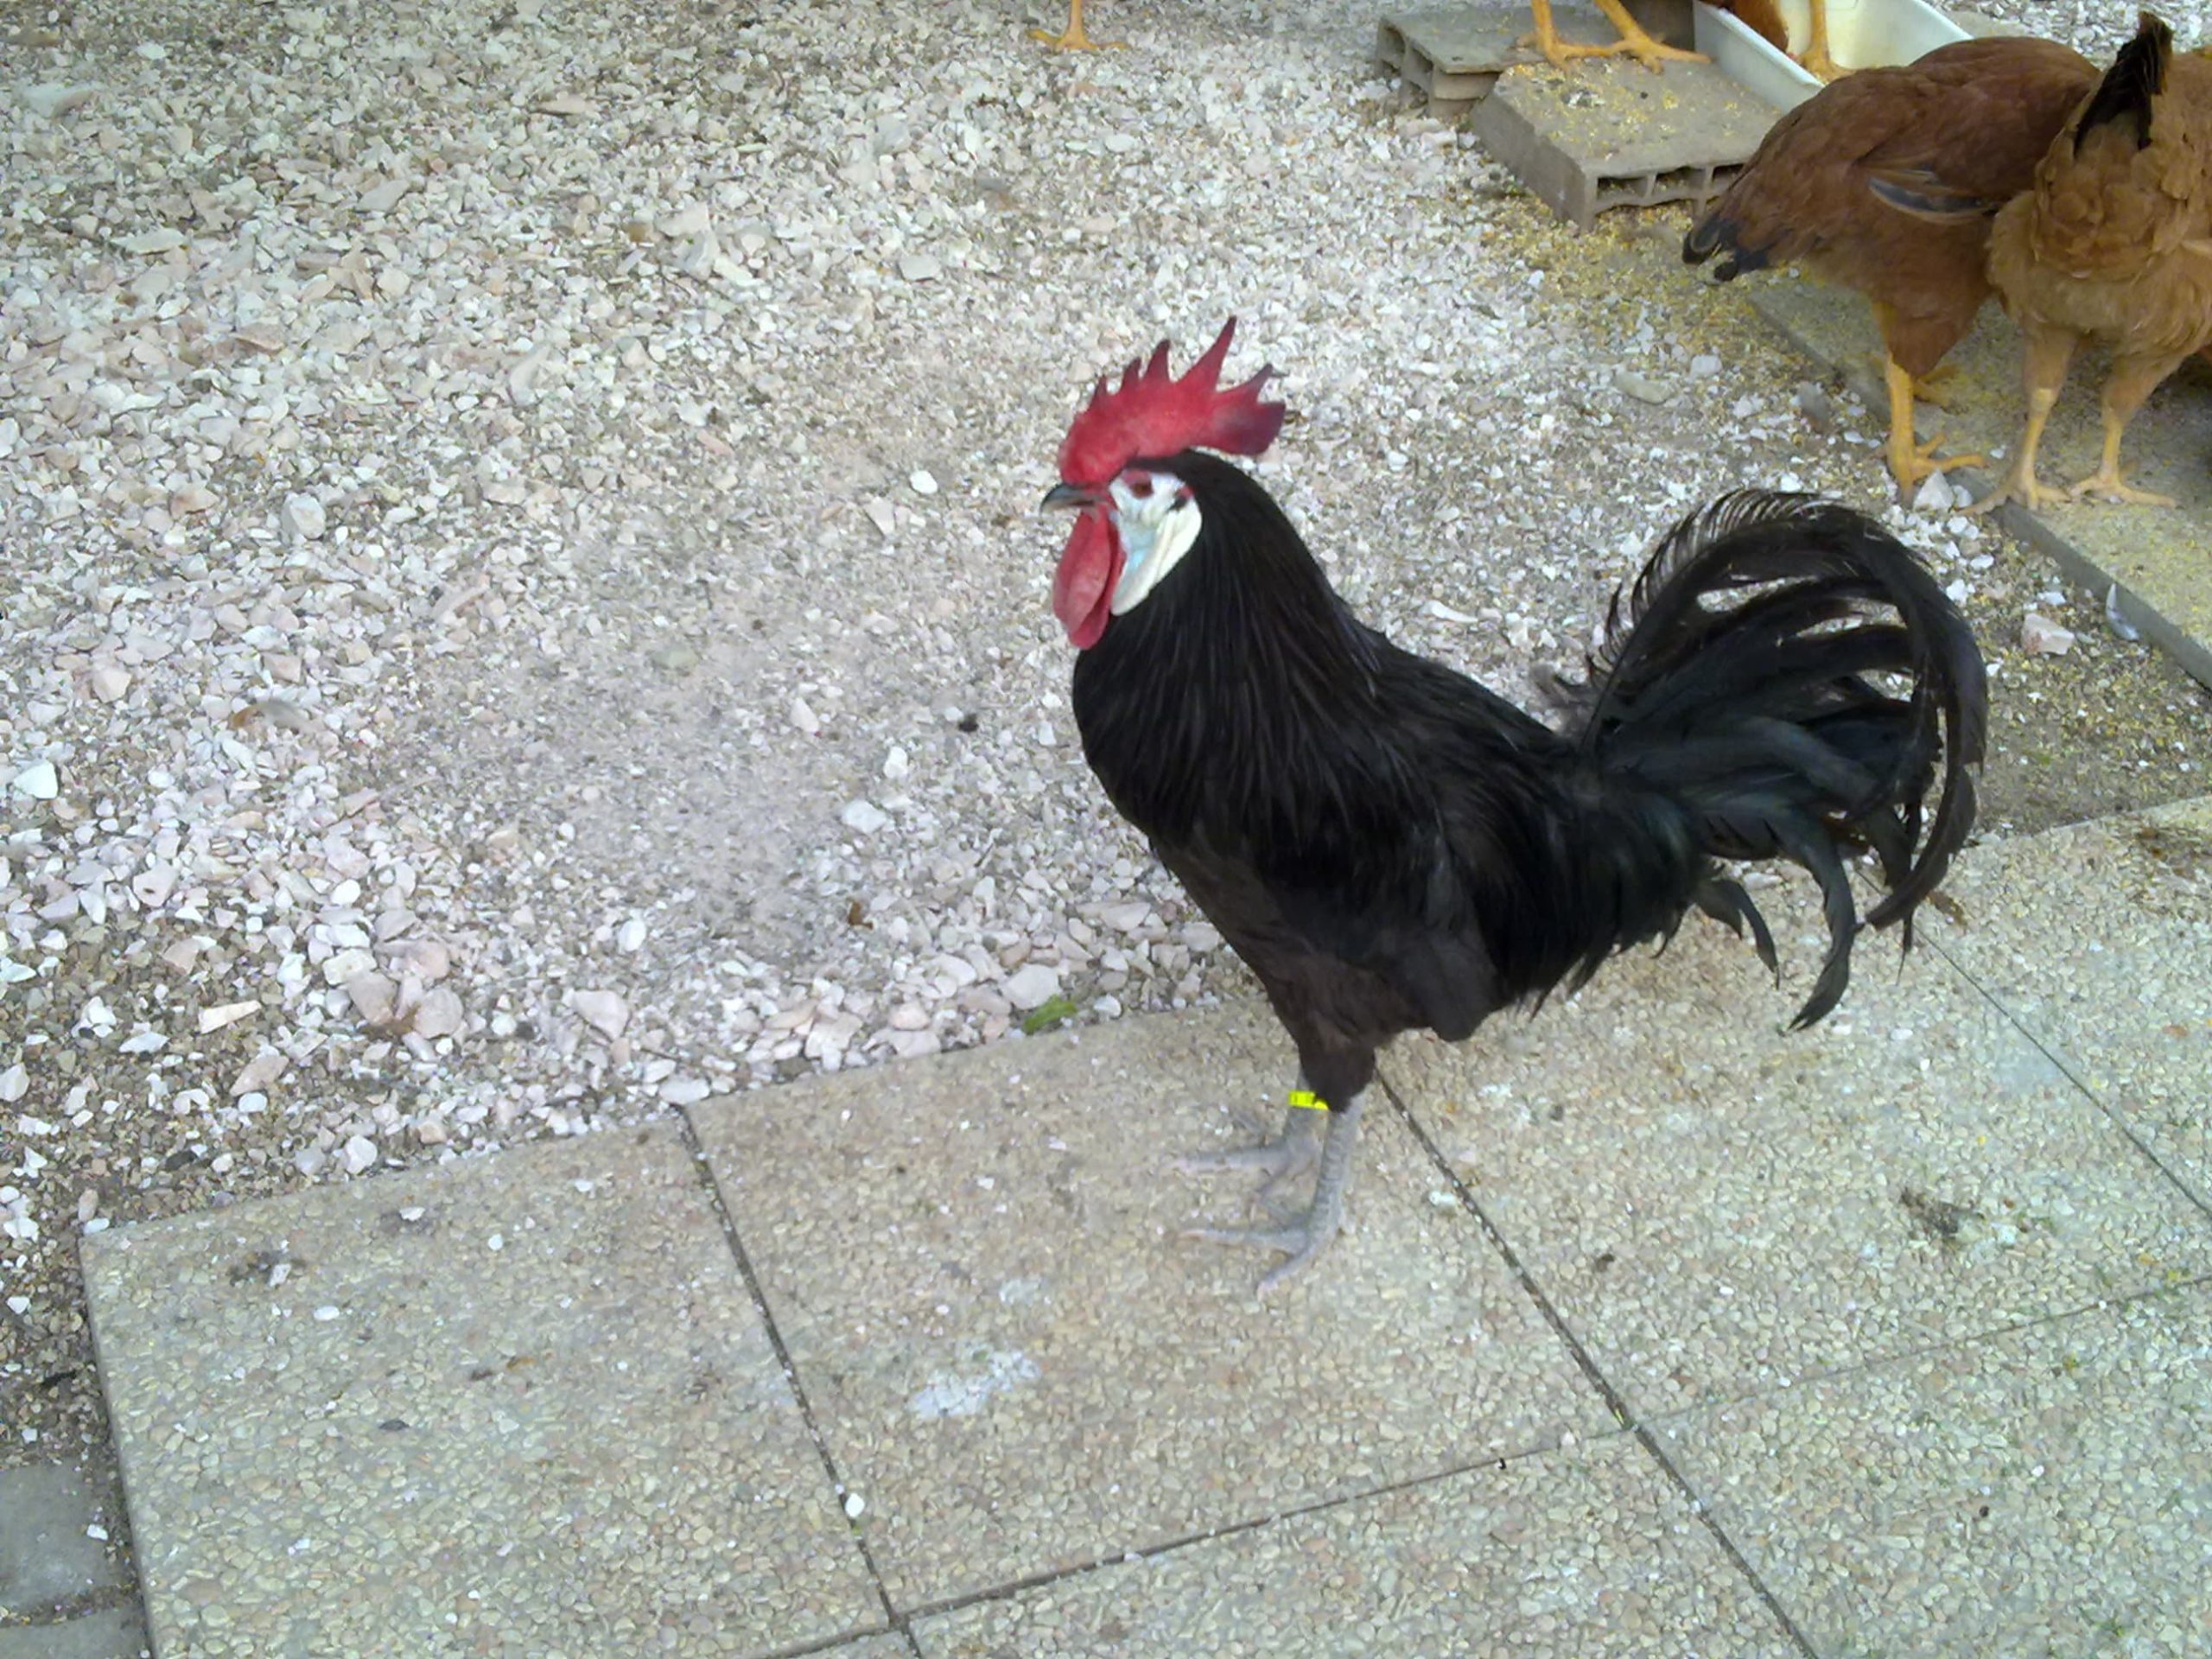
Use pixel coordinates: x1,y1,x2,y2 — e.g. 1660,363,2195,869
1126,474,1155,497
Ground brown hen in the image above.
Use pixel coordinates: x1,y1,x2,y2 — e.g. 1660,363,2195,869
1974,13,2212,512
1685,36,2098,498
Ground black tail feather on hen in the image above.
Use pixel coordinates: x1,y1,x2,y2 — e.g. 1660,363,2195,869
1554,491,1986,1027
2074,10,2170,155
1680,211,1765,283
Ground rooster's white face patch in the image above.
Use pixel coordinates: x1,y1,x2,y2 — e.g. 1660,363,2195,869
1107,469,1200,616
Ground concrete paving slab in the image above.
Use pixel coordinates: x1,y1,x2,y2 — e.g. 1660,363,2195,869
1653,1281,2212,1656
1384,880,2212,1420
1749,279,2212,689
80,1124,881,1659
690,1001,1607,1612
0,1605,150,1659
912,1431,1787,1657
1925,797,2212,1212
0,1461,130,1616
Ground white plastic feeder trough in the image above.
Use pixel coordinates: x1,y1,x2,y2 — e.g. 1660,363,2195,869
1694,0,1969,110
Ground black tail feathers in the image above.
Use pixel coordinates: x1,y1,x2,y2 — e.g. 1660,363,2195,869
2075,10,2171,155
1563,492,1987,1028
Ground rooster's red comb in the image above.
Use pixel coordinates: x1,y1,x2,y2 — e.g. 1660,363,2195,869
1057,318,1285,488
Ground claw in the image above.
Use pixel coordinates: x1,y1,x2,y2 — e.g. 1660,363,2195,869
1890,433,1986,501
1175,1108,1322,1211
1965,465,2059,517
1522,0,1706,73
1522,31,1706,72
1184,1217,1341,1299
1176,1091,1325,1209
1881,353,1981,501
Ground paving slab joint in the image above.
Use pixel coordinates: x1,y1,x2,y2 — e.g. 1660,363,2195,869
674,1105,912,1641
1376,1069,1823,1656
1920,924,2212,1230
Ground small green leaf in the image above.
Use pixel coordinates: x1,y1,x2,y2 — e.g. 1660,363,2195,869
1020,995,1079,1034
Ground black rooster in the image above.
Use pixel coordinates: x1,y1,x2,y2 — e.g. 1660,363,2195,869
1043,321,1986,1296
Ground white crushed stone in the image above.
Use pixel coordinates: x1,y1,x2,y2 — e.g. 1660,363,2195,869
1003,963,1064,1012
2020,613,2077,657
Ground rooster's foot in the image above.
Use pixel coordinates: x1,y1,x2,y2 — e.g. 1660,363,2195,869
1185,1211,1342,1297
1184,1095,1362,1299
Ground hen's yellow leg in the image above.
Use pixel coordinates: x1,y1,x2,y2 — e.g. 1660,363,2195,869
1032,0,1121,50
1798,0,1846,81
1967,328,2075,515
1967,388,2061,514
1525,0,1707,71
2067,356,2182,505
1884,358,1985,499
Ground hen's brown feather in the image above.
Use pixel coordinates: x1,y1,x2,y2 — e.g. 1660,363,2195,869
1723,0,1789,54
1687,38,2098,377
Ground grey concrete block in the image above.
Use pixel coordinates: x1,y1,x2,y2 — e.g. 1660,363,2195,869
1471,57,1776,227
1376,3,1700,115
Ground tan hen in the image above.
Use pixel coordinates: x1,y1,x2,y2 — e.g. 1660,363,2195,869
1974,12,2212,512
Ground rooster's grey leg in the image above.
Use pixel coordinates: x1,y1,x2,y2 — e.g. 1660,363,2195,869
1173,1079,1325,1209
1186,1092,1363,1299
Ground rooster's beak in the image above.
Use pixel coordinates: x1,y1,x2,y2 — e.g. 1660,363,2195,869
1039,482,1095,512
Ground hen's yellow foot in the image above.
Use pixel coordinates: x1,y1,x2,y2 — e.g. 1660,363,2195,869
1526,32,1707,71
1032,0,1119,49
2066,468,2176,506
1869,360,1964,410
1965,466,2058,517
1799,46,1848,81
1887,433,1987,499
1030,24,1122,48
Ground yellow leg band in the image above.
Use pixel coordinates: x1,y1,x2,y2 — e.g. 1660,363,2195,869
1287,1089,1329,1111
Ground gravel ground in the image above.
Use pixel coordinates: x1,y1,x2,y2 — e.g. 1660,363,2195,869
3,0,2210,1597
